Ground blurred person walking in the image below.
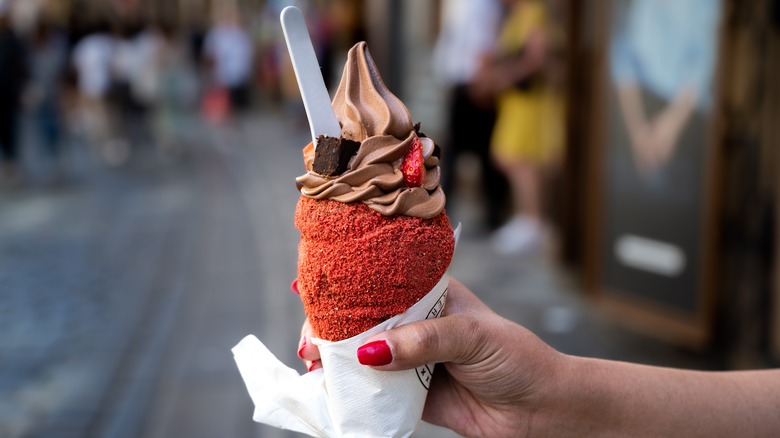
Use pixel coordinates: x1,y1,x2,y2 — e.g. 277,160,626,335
0,2,27,186
149,24,199,156
110,23,162,159
472,0,565,256
433,0,509,231
71,22,118,165
202,7,253,122
27,19,68,176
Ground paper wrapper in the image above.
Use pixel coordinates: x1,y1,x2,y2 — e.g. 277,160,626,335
232,273,450,438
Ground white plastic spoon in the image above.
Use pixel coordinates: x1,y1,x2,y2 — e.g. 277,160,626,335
280,6,342,146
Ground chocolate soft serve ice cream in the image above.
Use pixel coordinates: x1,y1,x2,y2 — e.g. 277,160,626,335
295,42,454,341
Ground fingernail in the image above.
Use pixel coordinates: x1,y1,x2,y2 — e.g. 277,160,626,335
307,359,321,372
290,278,299,295
357,340,392,366
297,336,307,359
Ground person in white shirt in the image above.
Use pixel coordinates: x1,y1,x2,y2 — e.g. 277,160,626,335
72,24,119,163
203,10,253,114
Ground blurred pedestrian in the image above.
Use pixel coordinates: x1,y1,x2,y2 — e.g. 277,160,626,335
471,0,565,256
252,5,283,104
71,22,118,164
0,2,27,186
110,23,161,158
149,23,199,156
26,18,68,175
433,0,509,231
202,7,253,122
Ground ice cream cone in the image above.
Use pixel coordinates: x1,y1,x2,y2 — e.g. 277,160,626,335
295,42,455,341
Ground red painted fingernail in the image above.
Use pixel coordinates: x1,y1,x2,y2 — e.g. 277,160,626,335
307,359,321,372
357,340,392,366
291,278,299,295
297,336,307,359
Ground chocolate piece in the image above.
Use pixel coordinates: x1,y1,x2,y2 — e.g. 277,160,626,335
412,122,440,157
414,121,439,160
313,135,360,176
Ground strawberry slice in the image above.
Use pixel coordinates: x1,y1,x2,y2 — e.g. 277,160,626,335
401,137,426,187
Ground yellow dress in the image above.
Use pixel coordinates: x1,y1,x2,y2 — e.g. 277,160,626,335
491,0,563,164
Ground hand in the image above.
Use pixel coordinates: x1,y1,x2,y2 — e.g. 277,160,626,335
617,83,679,177
297,318,322,372
649,105,686,166
293,278,323,373
296,278,780,437
468,64,502,106
297,279,565,438
628,111,683,177
626,120,660,176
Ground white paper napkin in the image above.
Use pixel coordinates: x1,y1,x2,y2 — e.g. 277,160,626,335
232,273,450,438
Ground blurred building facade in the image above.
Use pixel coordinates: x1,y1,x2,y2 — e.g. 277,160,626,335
563,0,780,369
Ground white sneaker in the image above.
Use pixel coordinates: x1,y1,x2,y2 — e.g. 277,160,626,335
490,216,542,256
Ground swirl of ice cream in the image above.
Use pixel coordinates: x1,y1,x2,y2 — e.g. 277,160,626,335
296,42,446,219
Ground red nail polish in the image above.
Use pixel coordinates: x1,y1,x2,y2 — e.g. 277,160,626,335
291,278,299,295
357,340,392,366
297,337,307,359
307,359,321,372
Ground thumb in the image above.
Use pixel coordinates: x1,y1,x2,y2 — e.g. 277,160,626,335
355,278,494,370
356,313,485,371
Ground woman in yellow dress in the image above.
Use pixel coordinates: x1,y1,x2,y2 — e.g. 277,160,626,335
471,0,564,255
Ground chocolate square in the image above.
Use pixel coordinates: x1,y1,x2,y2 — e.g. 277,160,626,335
313,135,360,176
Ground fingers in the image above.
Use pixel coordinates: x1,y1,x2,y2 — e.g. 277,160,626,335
306,359,322,372
295,278,321,370
298,319,322,372
298,277,495,374
357,314,486,371
357,278,496,371
291,278,300,295
439,278,493,317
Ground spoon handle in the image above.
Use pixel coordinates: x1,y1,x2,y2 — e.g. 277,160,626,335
280,6,342,144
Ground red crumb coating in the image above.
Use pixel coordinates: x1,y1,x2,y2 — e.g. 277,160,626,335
295,196,455,341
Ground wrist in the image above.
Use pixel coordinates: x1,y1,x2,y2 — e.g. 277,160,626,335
529,355,621,437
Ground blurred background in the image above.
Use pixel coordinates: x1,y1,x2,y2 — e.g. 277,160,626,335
0,0,778,437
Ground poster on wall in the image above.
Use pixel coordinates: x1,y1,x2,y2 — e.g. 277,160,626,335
591,0,724,346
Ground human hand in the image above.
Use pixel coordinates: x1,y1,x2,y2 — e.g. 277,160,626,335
628,111,684,177
291,278,322,373
296,279,780,437
297,278,566,438
626,121,661,176
627,87,696,177
617,83,677,177
468,64,501,107
297,318,322,372
648,105,686,167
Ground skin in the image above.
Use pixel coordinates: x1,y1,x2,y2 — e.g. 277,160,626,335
616,83,698,177
299,279,780,438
